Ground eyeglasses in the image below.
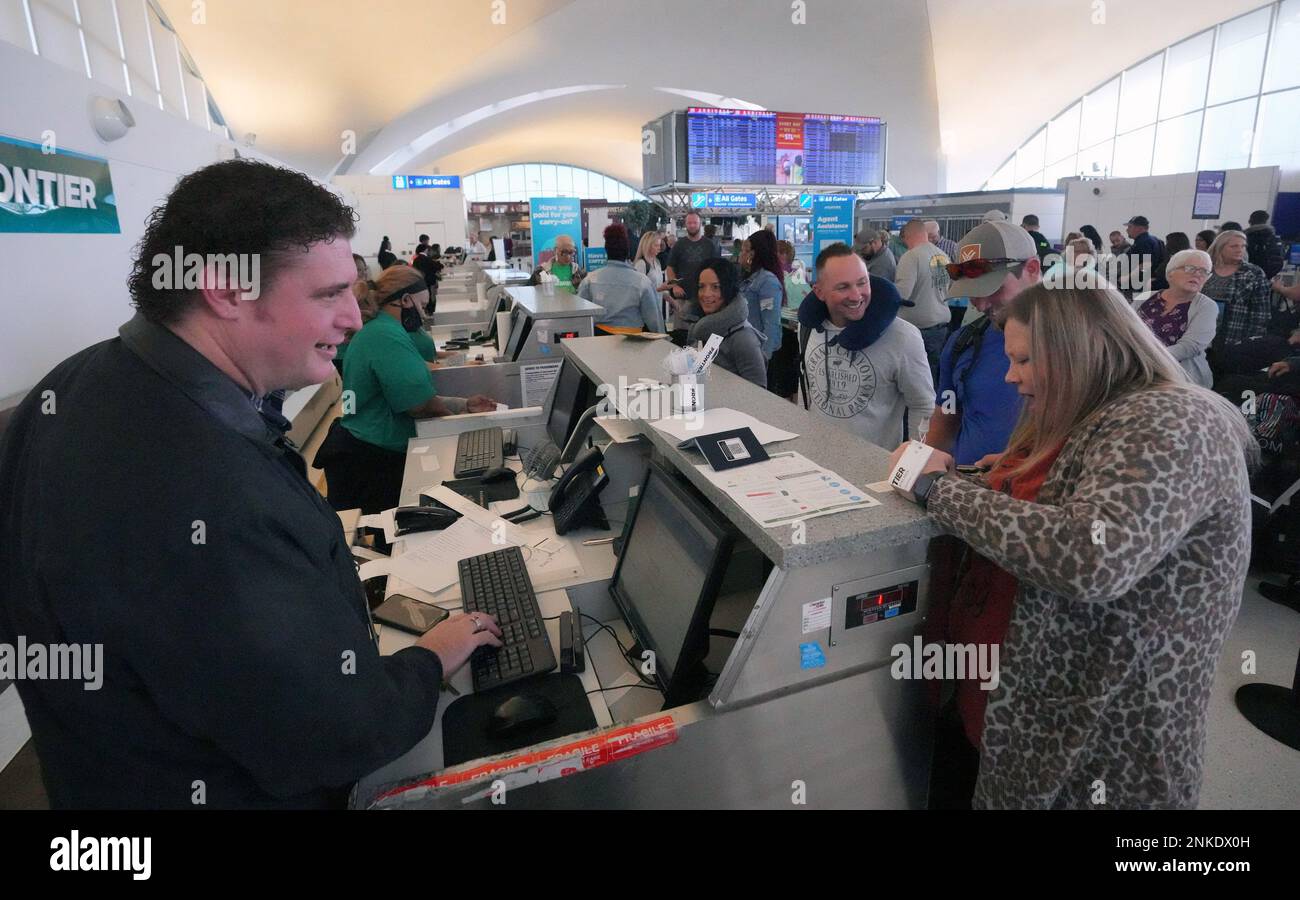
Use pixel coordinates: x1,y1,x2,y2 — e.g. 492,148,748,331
945,257,1026,280
556,248,575,257
1173,265,1210,277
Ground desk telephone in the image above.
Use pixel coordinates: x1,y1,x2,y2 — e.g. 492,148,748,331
549,447,610,535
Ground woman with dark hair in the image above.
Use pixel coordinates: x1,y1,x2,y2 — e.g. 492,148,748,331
687,259,767,387
1150,232,1191,291
377,236,397,269
1079,225,1103,253
1195,230,1217,252
741,229,788,390
577,224,664,333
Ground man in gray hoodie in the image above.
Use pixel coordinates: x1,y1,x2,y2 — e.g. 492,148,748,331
798,244,934,448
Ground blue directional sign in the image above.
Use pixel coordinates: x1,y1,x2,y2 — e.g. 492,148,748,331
690,192,757,209
392,175,461,190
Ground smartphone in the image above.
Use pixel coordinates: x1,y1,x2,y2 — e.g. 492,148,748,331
955,464,988,476
373,594,450,635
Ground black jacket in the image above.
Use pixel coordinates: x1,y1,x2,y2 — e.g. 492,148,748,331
0,314,443,808
1246,224,1284,279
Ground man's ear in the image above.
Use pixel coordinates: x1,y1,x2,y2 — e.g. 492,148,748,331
1024,257,1042,279
194,286,244,321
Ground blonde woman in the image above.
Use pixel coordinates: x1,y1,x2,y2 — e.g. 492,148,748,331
1204,229,1272,346
890,284,1255,809
633,231,674,296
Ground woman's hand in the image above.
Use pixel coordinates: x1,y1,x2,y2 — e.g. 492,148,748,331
972,452,1003,471
416,612,502,676
466,394,498,413
1269,360,1292,379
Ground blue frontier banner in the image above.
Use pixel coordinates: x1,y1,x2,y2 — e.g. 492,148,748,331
0,134,120,233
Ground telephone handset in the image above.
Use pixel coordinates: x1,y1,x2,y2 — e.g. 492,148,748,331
549,446,611,535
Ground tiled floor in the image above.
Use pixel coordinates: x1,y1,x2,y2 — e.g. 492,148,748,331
1,573,1297,810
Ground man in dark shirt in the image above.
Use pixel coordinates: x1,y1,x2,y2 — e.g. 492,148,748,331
1020,215,1052,262
0,160,501,809
665,211,716,339
1123,215,1164,293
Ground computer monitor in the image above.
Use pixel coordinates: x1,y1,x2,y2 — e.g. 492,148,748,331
474,293,513,343
502,307,531,361
546,357,596,449
608,463,734,707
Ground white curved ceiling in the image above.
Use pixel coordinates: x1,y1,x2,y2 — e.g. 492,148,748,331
160,0,1267,194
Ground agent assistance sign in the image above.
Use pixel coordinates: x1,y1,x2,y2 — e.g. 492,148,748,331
0,134,120,233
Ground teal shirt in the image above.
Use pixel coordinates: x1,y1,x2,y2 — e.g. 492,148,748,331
341,314,435,452
407,327,437,362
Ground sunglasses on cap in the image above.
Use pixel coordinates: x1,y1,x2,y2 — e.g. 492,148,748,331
945,257,1028,280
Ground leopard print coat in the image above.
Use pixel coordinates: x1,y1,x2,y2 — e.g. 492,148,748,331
927,386,1252,809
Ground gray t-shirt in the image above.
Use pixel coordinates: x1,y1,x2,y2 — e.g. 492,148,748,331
667,235,716,329
894,243,952,330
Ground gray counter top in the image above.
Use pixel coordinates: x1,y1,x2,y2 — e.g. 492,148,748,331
562,336,939,569
506,285,602,317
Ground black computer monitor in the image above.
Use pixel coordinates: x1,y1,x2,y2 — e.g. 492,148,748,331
475,293,513,343
546,357,596,448
608,463,734,707
503,307,531,361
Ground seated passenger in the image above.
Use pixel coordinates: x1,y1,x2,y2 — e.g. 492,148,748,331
686,259,767,388
577,224,664,333
316,266,497,513
1131,249,1217,388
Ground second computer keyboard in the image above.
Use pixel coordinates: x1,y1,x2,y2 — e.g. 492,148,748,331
453,426,504,478
458,546,556,692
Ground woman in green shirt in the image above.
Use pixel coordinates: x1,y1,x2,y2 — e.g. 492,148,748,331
317,266,497,513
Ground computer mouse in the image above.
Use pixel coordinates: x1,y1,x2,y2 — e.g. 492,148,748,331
479,466,517,484
487,693,558,739
393,506,459,535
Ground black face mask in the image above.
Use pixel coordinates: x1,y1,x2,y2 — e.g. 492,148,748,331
400,301,423,332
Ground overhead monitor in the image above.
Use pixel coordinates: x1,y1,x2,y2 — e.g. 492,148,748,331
608,463,734,707
685,107,885,188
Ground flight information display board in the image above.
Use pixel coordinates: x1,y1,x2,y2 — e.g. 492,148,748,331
686,108,884,188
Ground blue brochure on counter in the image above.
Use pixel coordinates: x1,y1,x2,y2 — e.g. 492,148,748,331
689,427,770,471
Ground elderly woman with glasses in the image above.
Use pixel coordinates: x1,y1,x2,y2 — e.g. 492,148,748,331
527,234,587,293
1130,249,1218,388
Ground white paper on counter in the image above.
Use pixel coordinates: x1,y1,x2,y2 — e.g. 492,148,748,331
386,519,500,595
650,408,799,446
695,450,879,528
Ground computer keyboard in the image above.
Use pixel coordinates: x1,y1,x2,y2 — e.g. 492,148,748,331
454,426,504,478
458,547,556,692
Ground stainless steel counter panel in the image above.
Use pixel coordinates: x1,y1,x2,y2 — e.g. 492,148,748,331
560,335,940,569
506,284,603,319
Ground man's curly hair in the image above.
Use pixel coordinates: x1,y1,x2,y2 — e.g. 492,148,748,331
128,159,356,324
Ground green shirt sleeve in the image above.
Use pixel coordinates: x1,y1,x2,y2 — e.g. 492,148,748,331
372,332,436,413
407,328,437,362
